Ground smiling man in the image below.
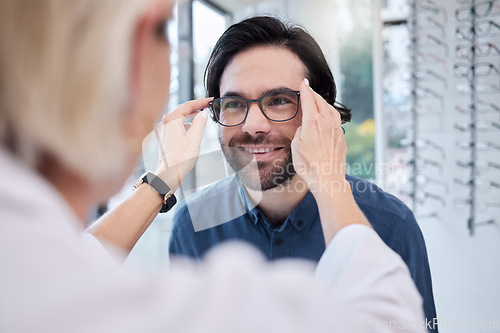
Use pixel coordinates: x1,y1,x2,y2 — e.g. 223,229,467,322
216,47,303,194
169,16,437,331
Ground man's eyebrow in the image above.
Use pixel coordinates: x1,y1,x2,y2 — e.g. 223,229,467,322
221,91,244,98
221,86,295,98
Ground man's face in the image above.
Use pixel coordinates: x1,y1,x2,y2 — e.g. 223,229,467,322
218,46,307,191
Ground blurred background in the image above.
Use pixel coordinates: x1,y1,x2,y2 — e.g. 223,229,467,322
105,0,500,331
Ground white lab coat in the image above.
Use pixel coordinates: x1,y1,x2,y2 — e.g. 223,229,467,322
0,148,425,333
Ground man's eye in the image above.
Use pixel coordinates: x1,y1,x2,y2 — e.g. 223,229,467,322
269,97,291,106
223,100,244,109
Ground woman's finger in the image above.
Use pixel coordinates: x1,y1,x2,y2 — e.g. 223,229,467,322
186,108,209,143
163,97,213,123
298,79,319,138
309,88,342,126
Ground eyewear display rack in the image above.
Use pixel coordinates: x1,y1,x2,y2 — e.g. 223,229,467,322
407,0,449,219
406,0,499,235
453,0,499,235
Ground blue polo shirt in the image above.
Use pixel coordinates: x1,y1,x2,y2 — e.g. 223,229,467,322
169,174,437,332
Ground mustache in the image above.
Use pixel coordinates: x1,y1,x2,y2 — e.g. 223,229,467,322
227,133,291,147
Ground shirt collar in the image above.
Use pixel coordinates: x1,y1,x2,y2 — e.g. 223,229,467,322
237,178,319,231
236,178,260,224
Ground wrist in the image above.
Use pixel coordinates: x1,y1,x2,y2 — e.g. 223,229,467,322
313,180,371,246
310,178,352,204
154,166,181,192
134,171,177,213
134,182,164,211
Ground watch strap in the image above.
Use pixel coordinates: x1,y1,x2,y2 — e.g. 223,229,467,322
134,171,176,213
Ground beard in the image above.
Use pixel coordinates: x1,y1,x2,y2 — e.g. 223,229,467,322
219,132,296,191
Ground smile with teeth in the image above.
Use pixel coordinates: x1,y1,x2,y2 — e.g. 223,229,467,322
241,147,281,154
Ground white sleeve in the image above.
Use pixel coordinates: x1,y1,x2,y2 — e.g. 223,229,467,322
315,224,426,333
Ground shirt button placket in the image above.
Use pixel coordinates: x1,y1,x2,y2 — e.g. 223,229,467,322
270,230,289,260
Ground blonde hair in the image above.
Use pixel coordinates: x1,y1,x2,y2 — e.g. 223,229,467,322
0,0,150,181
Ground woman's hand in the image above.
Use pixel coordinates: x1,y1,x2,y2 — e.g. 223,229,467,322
292,79,370,246
155,98,211,190
292,79,347,194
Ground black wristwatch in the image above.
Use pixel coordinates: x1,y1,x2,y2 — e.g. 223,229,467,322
134,171,177,213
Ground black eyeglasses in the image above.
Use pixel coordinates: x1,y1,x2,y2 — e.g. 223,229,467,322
209,89,300,127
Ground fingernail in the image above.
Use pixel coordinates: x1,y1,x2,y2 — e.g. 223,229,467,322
201,108,209,119
304,78,310,86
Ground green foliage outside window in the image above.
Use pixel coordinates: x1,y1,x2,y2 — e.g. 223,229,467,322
339,20,375,180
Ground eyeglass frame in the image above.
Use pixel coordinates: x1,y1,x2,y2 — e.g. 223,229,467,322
209,89,301,127
453,62,500,78
456,20,500,40
456,42,500,59
455,1,500,22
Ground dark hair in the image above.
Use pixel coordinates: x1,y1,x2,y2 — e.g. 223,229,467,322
204,16,352,123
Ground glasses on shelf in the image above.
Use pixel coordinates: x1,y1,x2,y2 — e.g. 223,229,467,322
416,212,441,220
456,160,500,171
414,174,449,191
456,100,500,114
412,85,445,107
453,62,500,78
455,1,500,22
454,177,500,191
411,33,449,55
456,140,500,150
209,89,300,127
412,0,448,20
416,16,446,35
402,190,446,207
456,42,500,60
414,50,449,71
456,82,500,94
454,198,500,211
456,20,500,40
408,69,448,88
454,120,500,131
402,137,446,158
416,191,447,206
406,157,443,173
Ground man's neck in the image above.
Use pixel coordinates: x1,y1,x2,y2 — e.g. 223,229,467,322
245,175,309,227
